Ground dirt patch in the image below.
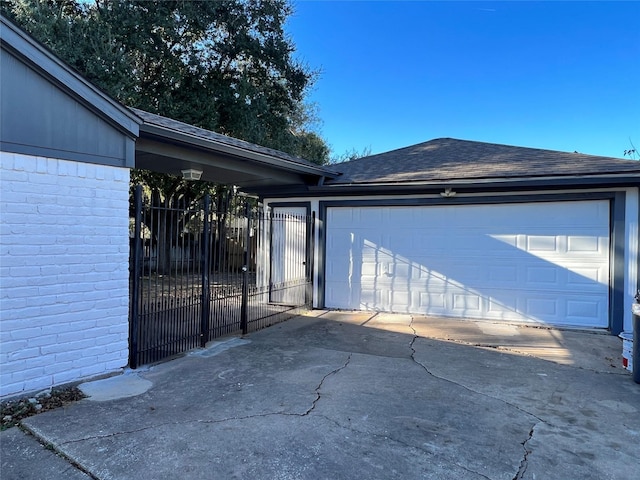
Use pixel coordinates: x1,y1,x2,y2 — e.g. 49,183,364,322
1,386,86,430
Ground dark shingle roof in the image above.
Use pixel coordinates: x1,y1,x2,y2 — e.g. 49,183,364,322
327,138,640,185
131,108,339,177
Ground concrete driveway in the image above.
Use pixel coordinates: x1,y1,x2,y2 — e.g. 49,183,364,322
5,311,639,479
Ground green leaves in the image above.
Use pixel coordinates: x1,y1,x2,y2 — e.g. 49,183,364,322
2,0,330,164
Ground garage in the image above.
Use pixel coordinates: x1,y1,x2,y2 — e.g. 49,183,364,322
261,138,639,334
324,200,610,328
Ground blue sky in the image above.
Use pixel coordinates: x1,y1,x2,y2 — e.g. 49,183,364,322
286,1,640,160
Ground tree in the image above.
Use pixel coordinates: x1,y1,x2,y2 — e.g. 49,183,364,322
624,139,638,160
129,170,249,275
330,146,373,164
2,0,331,273
1,0,329,164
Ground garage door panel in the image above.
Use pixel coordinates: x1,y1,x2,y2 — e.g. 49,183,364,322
567,267,602,285
452,293,482,312
526,297,559,317
566,299,607,327
360,262,378,276
419,292,447,309
326,283,353,306
487,295,520,317
329,208,355,224
359,208,385,224
356,258,607,294
327,231,357,251
360,288,381,306
525,266,560,286
567,236,601,253
386,235,414,251
390,290,412,309
489,265,519,283
567,299,600,318
325,201,610,328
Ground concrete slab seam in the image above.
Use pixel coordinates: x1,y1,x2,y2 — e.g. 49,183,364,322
22,397,501,480
415,335,627,377
23,354,356,450
296,318,539,480
24,412,308,453
483,344,628,376
16,425,99,480
311,410,494,480
408,317,546,423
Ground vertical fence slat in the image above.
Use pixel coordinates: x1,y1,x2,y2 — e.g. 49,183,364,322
130,189,313,367
306,211,315,307
129,185,143,369
200,195,211,347
240,202,250,335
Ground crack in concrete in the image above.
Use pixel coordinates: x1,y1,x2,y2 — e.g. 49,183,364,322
416,334,626,376
407,317,543,480
49,354,354,447
407,317,546,424
304,353,353,415
40,412,284,447
314,413,494,480
513,424,536,480
451,462,494,480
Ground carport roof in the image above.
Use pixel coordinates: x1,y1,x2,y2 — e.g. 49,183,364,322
132,108,339,190
326,138,640,186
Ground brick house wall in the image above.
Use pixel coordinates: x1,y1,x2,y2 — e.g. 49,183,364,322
0,152,131,397
1,15,140,399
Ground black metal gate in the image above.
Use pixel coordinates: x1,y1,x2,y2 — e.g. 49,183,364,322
128,186,313,368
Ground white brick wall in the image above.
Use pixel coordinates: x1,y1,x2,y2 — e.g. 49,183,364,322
0,152,130,398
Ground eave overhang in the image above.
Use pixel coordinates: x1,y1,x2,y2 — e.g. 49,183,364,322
253,172,640,198
133,110,340,191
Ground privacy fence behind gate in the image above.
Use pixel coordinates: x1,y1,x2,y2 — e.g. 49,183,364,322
129,186,313,368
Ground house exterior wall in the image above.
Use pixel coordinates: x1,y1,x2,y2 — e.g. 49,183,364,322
0,151,130,398
624,187,639,332
0,21,138,168
263,187,639,333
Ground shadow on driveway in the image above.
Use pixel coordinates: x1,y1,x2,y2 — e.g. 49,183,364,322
11,311,640,480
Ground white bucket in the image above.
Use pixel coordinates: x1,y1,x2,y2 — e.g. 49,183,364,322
619,332,633,372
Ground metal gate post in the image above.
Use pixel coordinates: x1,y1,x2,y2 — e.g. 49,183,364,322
240,202,250,335
305,211,315,307
200,194,211,347
267,209,274,302
129,185,143,369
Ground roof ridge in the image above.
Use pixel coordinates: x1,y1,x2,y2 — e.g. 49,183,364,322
339,137,632,164
324,137,640,186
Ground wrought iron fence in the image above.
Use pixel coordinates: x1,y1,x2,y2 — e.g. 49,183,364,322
129,186,313,368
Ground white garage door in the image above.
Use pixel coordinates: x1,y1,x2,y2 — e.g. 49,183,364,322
324,200,610,327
